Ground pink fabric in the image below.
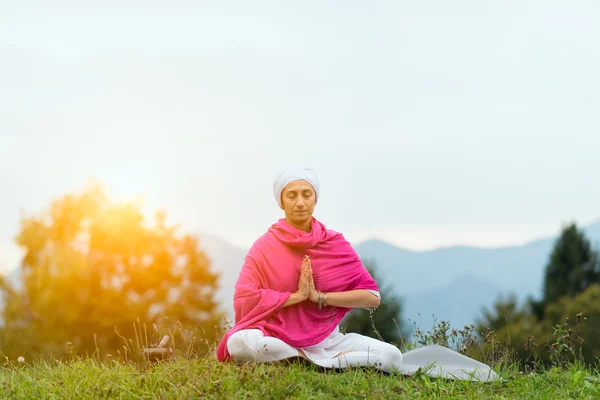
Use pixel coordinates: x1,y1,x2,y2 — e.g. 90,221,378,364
216,217,379,361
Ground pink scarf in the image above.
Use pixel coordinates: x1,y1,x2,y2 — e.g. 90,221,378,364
216,217,379,361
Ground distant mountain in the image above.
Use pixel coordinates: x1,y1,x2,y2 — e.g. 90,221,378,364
401,274,503,332
585,222,600,247
354,219,600,331
199,219,600,331
2,220,600,332
196,233,246,320
354,238,552,299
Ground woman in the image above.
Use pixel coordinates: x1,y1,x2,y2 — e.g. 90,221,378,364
216,165,499,381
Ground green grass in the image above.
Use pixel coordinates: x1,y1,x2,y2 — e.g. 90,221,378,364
1,355,599,399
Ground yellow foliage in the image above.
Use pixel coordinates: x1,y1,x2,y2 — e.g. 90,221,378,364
1,184,223,359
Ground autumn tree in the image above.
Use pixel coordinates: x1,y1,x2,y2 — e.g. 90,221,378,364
0,185,223,359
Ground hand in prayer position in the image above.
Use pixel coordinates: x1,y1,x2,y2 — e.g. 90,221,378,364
297,255,312,300
284,255,313,307
307,257,320,304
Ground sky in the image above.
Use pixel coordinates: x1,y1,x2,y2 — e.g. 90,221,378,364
2,1,600,274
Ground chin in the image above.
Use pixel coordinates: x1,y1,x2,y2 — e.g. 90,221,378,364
289,214,312,224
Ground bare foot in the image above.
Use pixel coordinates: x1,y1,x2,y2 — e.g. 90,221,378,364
298,349,308,359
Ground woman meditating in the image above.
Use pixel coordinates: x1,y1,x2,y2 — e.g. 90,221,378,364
216,165,498,381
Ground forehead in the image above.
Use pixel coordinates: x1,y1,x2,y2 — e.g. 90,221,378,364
282,180,314,193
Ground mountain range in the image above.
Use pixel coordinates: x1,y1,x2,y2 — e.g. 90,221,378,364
354,220,600,331
199,220,600,332
3,220,600,333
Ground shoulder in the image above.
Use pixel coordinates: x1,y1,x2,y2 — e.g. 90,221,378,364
324,225,350,245
324,227,360,256
327,227,344,239
314,218,346,242
250,230,274,249
247,229,278,258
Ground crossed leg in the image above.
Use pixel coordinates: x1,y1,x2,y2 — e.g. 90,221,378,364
306,332,403,373
227,329,301,363
227,329,403,373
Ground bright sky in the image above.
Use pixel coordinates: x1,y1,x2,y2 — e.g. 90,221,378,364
2,1,600,274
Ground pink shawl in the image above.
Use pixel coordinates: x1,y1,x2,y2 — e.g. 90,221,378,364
216,217,379,361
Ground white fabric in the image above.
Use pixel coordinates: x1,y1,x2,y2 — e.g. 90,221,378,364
273,164,320,209
227,328,299,363
227,326,402,373
227,326,500,381
396,344,500,381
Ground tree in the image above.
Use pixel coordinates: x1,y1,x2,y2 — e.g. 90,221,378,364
341,262,406,346
536,223,600,319
544,284,600,363
475,223,600,367
0,184,223,359
476,293,528,332
476,293,549,368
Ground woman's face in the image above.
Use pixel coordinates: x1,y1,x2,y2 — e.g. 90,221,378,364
281,180,316,228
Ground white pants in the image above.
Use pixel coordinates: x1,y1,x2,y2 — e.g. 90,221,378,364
226,327,403,373
227,328,501,381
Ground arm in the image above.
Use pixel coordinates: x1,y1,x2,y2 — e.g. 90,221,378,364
322,290,380,309
232,252,306,323
308,268,380,309
282,292,307,307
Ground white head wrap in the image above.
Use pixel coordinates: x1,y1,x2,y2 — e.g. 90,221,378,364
273,164,319,209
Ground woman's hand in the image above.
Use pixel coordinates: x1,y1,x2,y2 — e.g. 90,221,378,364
283,256,312,307
296,255,312,300
308,265,319,304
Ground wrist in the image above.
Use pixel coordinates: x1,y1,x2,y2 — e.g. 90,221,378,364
284,291,305,308
317,291,329,309
295,291,308,301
